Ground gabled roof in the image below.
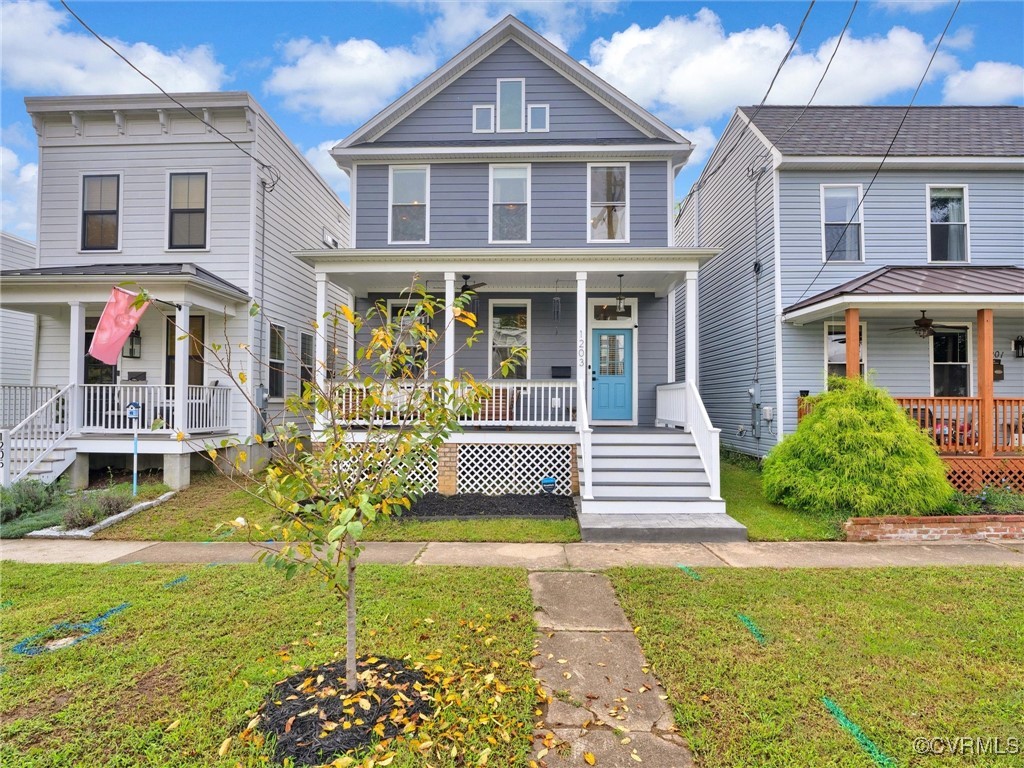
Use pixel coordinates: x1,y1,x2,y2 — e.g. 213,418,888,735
740,106,1024,158
337,16,688,149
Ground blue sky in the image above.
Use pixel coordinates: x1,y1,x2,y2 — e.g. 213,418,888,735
2,0,1022,240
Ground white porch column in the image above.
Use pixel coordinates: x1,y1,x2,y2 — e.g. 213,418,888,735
576,272,588,397
444,271,456,381
314,273,330,433
684,272,698,386
68,300,85,431
666,284,677,383
173,302,191,434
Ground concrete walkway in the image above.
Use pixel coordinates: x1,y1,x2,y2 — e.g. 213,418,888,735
2,538,1023,567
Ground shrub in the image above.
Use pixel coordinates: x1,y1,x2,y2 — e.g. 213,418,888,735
1,479,55,522
61,489,134,530
763,376,953,516
95,489,133,517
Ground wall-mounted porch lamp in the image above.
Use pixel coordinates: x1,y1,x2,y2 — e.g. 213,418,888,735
1014,335,1024,359
123,327,142,359
616,274,625,313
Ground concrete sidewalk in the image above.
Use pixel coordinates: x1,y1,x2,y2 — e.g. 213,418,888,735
3,538,1023,568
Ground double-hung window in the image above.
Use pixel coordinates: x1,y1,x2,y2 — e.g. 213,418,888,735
489,300,530,379
928,186,968,262
168,172,208,249
589,164,629,242
490,165,530,243
821,185,863,261
825,322,865,381
496,79,524,132
269,323,286,399
81,174,120,251
299,331,315,387
932,327,970,397
389,166,428,243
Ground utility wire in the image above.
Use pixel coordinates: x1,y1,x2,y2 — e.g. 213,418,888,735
794,0,961,304
59,0,279,188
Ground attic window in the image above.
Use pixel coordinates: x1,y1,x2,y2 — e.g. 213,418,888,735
497,79,524,132
473,105,494,133
527,104,549,132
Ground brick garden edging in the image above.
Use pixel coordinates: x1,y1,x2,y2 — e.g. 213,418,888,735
845,514,1024,542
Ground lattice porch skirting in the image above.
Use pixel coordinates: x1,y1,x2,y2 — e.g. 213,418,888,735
450,443,578,496
944,456,1024,493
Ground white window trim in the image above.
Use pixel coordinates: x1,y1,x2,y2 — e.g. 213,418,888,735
527,104,550,133
387,165,430,245
926,183,971,263
472,104,495,134
165,169,212,252
488,299,532,379
587,163,630,244
820,183,865,263
268,322,287,400
586,297,639,426
78,171,124,254
299,330,315,385
488,164,531,245
496,78,526,133
823,321,867,387
928,321,974,397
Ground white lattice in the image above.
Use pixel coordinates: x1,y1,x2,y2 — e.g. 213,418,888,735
457,443,574,495
333,454,438,493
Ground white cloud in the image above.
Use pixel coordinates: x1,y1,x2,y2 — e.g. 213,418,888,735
264,37,436,124
0,0,227,95
586,10,961,125
676,125,718,170
303,140,350,203
0,145,39,240
943,61,1024,104
875,0,951,13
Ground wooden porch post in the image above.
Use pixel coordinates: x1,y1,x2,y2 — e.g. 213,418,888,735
444,272,455,381
844,307,860,379
173,302,191,434
977,308,994,457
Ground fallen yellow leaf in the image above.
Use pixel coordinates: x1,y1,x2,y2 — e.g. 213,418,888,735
165,720,180,732
584,751,597,765
217,737,232,756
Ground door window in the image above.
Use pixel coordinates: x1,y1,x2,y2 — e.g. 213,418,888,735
599,333,626,376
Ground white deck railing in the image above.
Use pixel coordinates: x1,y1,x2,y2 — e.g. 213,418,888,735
0,386,60,429
577,391,594,499
1,384,73,485
657,381,721,499
81,384,231,433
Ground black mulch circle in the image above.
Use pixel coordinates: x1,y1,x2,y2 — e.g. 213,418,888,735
257,655,435,766
410,492,575,519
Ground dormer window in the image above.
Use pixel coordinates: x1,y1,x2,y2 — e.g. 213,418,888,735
497,79,525,132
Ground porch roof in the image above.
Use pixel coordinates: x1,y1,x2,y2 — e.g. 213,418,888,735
784,265,1024,324
296,246,718,298
0,263,250,315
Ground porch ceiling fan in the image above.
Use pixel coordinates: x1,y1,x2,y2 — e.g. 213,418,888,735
459,274,486,294
889,310,960,338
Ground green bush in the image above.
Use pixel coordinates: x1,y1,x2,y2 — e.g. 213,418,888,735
763,376,953,516
0,479,55,522
61,489,133,530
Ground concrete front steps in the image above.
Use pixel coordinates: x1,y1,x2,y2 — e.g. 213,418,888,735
579,429,747,543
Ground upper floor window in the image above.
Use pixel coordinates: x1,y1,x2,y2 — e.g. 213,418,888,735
929,186,968,262
490,165,530,243
168,172,208,249
473,105,495,133
589,164,629,242
527,104,549,133
389,166,429,244
821,185,863,262
497,79,524,132
82,174,120,251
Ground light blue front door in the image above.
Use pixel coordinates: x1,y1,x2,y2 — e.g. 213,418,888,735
591,329,633,421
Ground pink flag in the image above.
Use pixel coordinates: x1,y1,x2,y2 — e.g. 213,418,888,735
88,287,151,365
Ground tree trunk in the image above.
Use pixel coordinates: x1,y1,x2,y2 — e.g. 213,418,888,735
345,537,358,692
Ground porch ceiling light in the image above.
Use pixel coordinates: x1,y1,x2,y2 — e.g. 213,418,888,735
914,325,933,339
616,274,625,313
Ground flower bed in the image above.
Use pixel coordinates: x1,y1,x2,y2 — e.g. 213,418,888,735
844,514,1024,542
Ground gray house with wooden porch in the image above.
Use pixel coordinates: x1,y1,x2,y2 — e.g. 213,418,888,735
676,105,1024,492
300,16,744,541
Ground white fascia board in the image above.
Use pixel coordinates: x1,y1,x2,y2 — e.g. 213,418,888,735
776,155,1024,171
25,91,256,114
0,275,248,313
331,144,687,170
784,293,1024,324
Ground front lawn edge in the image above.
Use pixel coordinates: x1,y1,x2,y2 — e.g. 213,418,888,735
25,490,177,539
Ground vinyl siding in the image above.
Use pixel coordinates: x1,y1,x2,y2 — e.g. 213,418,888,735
378,40,648,144
674,116,777,455
355,161,668,249
0,233,38,385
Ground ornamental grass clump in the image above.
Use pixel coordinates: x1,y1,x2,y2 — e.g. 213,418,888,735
763,376,953,516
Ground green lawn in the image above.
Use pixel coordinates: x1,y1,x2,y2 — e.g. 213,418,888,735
609,566,1024,767
0,562,536,767
720,460,845,541
2,482,171,539
95,472,581,543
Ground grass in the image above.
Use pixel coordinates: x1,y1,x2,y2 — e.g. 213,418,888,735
0,561,536,767
96,472,581,543
720,460,845,541
609,566,1024,767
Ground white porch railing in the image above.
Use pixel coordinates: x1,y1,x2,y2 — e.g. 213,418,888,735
0,386,60,429
1,384,73,485
657,381,721,499
186,385,233,432
577,391,594,500
81,384,231,433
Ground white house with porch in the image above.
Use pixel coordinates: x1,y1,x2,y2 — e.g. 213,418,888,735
300,16,744,541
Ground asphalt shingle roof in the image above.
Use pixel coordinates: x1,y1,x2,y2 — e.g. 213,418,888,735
740,105,1024,158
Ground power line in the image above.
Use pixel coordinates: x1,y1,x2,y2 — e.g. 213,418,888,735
794,0,962,304
59,0,279,187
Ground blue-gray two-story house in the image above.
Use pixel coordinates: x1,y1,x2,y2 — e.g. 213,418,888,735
301,16,746,541
676,105,1024,493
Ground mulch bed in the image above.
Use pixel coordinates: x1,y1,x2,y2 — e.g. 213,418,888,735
256,655,435,766
409,493,575,519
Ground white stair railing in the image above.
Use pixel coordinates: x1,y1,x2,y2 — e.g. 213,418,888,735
577,394,594,500
656,381,721,500
0,384,74,486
